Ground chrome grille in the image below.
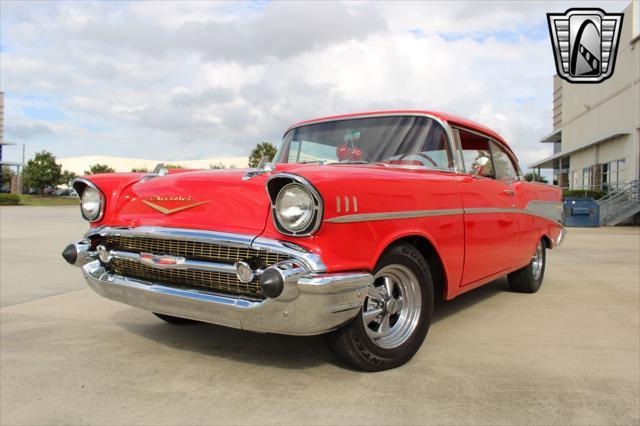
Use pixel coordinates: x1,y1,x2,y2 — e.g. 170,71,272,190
101,236,289,265
98,235,291,299
110,259,262,298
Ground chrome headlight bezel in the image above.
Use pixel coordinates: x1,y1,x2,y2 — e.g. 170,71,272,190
74,178,105,222
267,174,323,237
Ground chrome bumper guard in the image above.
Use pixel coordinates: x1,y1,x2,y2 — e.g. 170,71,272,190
67,227,373,335
82,260,371,335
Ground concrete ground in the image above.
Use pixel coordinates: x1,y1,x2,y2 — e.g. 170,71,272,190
1,206,639,425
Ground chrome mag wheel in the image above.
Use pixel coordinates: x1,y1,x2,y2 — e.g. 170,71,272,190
531,241,544,281
362,264,422,349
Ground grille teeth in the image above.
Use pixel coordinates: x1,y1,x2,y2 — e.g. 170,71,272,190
99,235,291,299
110,259,262,298
102,236,289,265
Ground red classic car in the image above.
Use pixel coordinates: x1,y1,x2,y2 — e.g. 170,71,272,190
63,111,564,371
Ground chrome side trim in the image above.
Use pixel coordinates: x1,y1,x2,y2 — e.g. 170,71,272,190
325,209,463,223
84,226,327,273
525,201,563,224
325,206,564,225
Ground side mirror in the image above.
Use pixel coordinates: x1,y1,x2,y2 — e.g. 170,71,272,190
472,156,490,177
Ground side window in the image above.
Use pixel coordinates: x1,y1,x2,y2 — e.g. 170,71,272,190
458,129,494,178
491,141,518,181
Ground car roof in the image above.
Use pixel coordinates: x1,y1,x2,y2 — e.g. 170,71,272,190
287,110,511,152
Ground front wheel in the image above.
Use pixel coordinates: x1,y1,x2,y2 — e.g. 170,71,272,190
328,243,434,371
508,239,546,293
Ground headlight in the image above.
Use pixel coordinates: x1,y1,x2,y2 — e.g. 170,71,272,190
80,186,103,221
275,183,315,232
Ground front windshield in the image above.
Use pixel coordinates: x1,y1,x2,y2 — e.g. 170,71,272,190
274,115,453,169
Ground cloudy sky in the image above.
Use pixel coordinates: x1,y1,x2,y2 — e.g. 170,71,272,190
0,0,630,168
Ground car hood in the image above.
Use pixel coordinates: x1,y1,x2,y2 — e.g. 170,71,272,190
108,169,271,235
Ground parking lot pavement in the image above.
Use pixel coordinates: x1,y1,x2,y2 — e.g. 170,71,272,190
1,207,638,425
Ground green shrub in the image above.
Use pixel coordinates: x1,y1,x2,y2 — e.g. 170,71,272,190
563,189,607,200
0,194,21,205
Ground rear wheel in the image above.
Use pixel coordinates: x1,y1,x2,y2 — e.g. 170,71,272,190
153,313,198,325
328,243,434,371
508,239,546,293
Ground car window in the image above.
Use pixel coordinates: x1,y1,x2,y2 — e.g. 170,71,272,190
491,141,518,181
275,116,453,169
459,133,494,178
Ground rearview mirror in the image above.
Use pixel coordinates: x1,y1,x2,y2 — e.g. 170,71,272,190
472,156,490,177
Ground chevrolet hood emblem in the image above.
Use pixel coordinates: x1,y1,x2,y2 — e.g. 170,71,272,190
142,199,210,215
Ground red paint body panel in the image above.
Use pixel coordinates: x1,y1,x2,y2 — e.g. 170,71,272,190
83,111,563,301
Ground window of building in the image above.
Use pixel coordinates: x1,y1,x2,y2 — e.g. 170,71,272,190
582,167,592,190
602,159,626,191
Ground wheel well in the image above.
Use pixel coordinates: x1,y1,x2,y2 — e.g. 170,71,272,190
388,236,447,300
541,235,552,249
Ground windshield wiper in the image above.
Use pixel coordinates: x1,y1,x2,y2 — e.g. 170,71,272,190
298,160,327,164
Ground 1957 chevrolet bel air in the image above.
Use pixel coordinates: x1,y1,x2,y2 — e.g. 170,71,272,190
63,110,565,371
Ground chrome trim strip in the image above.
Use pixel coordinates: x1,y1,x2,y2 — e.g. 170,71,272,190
325,205,564,225
72,178,105,222
84,226,327,273
325,209,463,223
107,249,240,274
525,200,563,224
87,226,255,248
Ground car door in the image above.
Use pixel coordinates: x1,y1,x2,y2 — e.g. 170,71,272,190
457,131,520,287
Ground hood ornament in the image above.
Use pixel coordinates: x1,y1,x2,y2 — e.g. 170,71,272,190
243,156,276,181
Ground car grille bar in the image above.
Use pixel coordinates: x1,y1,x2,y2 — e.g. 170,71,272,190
95,235,292,299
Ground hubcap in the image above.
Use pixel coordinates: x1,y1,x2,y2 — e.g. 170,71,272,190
531,241,544,280
361,264,422,349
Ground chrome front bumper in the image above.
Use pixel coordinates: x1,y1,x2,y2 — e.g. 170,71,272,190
81,260,372,335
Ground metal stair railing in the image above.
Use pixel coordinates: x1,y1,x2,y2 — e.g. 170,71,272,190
597,180,640,226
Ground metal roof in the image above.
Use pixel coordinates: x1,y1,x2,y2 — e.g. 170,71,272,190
530,132,628,169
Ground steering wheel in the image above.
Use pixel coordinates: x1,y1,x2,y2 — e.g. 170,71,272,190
397,153,439,168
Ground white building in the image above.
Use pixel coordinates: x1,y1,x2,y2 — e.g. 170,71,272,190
531,2,640,193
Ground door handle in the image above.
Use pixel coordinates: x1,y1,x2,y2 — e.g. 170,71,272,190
502,189,515,196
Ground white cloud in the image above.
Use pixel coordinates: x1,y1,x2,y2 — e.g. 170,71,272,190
0,0,629,168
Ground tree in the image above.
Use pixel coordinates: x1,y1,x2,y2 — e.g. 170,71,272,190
1,166,16,188
85,163,115,175
524,171,548,183
131,167,148,173
59,170,78,186
249,142,277,168
22,151,62,194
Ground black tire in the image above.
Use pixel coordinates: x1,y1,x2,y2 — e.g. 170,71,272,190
153,312,198,325
328,243,434,371
508,239,546,293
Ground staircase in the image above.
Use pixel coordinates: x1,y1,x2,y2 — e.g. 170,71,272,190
597,180,640,226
